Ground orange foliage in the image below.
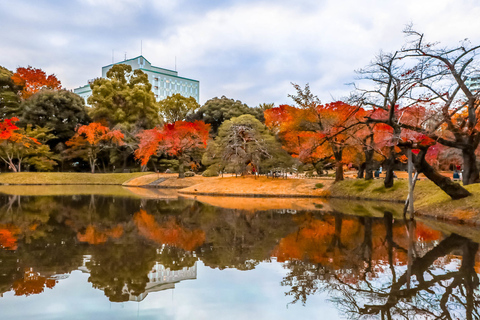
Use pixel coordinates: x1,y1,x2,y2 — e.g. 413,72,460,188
77,224,124,244
12,268,57,296
66,123,124,173
67,123,124,148
134,209,205,251
272,216,357,266
11,66,61,99
415,222,442,242
0,224,20,250
135,121,210,166
265,102,361,166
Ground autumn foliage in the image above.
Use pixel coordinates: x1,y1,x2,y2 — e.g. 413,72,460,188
135,121,209,177
0,224,20,250
134,210,205,251
12,66,61,99
0,117,41,172
12,269,57,296
66,122,124,173
77,224,124,244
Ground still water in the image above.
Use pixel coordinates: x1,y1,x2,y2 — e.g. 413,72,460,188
0,187,478,319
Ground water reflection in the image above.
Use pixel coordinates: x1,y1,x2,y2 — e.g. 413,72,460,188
0,192,478,319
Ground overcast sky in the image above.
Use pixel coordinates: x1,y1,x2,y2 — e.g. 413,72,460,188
1,0,480,107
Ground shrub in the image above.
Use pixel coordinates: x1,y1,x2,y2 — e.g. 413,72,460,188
315,183,324,189
184,171,195,177
305,170,315,177
202,165,219,177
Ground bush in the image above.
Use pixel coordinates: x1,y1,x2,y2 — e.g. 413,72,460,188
202,165,219,177
315,183,324,189
305,170,315,177
184,171,195,177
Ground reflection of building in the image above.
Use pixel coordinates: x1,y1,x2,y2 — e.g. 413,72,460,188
128,261,197,302
73,55,200,104
78,255,197,302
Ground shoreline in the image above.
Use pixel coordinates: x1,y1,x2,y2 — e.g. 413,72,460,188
0,172,478,226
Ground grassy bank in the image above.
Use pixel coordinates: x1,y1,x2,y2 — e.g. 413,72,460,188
178,176,332,197
0,172,152,185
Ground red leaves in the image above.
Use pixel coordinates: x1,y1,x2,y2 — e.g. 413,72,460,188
0,117,40,148
135,121,210,166
11,66,61,99
0,118,19,140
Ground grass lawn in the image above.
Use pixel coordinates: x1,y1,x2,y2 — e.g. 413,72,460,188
0,172,152,185
179,176,332,197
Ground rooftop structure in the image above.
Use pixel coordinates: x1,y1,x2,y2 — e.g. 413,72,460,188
74,55,199,104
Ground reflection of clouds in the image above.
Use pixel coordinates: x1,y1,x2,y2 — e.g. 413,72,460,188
0,262,340,319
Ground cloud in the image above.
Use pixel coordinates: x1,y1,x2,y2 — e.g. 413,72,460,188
1,0,480,107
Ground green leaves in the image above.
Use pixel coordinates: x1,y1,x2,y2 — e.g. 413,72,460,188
158,93,199,123
88,64,160,131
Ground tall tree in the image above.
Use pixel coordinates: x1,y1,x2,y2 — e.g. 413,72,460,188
266,85,360,182
135,121,210,178
11,66,61,100
20,89,90,147
88,64,160,131
66,123,124,173
204,114,290,175
158,93,200,123
0,66,23,118
398,27,480,185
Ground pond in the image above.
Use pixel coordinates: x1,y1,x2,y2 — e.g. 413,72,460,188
0,186,478,319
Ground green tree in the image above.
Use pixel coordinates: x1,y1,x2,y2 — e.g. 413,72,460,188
20,89,90,147
88,64,161,131
158,93,200,123
188,96,263,135
203,114,292,175
0,66,23,119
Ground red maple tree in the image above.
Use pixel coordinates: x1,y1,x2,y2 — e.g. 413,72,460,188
11,66,61,99
135,121,210,178
66,123,124,173
0,117,41,172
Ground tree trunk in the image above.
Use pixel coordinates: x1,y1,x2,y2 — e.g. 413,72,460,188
384,148,395,188
178,161,185,179
358,162,365,179
335,161,344,182
364,149,374,180
333,149,344,182
415,148,470,200
90,159,95,173
462,148,480,185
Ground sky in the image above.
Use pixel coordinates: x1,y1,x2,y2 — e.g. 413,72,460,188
1,0,480,107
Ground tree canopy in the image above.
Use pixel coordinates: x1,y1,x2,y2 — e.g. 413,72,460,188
0,66,23,119
20,89,90,146
188,96,264,135
204,114,293,175
88,64,161,131
11,66,61,100
158,93,200,123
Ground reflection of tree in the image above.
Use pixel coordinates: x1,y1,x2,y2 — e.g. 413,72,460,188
12,268,57,296
156,245,198,271
196,206,298,270
327,232,480,319
134,209,205,251
278,211,478,317
87,240,157,302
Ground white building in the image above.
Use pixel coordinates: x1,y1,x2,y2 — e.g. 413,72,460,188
74,55,200,104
